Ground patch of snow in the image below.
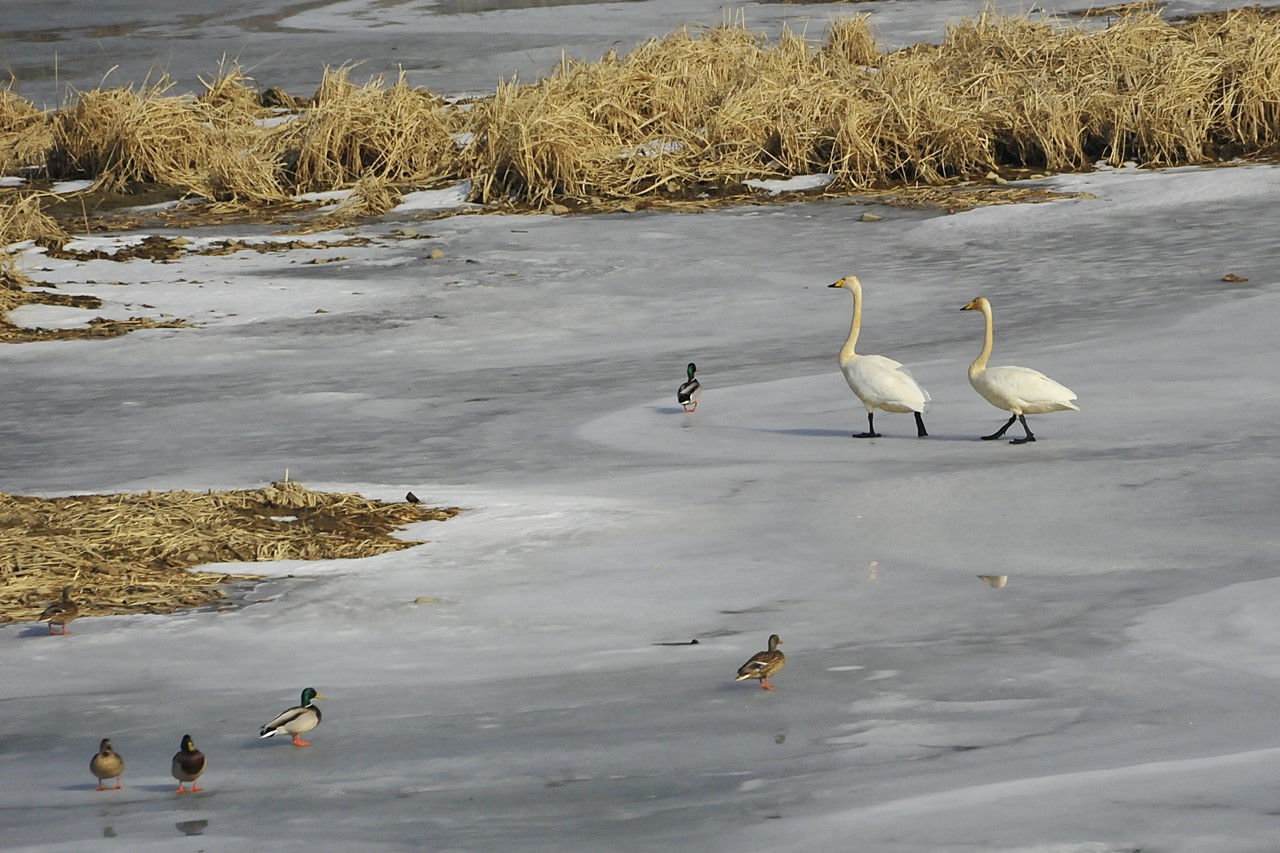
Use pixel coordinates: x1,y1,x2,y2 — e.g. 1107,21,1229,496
394,180,473,211
50,179,94,194
744,173,834,194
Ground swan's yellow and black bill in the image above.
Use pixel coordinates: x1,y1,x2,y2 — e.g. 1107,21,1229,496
960,298,981,311
828,275,859,289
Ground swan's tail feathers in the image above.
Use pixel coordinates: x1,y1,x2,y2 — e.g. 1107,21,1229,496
259,726,279,739
1064,400,1081,412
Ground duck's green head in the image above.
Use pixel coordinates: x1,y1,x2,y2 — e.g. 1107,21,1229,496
686,362,697,380
301,687,326,705
180,734,197,753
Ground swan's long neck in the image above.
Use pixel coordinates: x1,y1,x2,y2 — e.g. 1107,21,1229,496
839,282,863,364
970,300,994,377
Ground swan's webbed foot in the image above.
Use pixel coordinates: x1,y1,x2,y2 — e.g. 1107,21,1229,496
1009,415,1036,444
914,412,929,437
982,414,1018,441
854,413,881,438
853,431,881,438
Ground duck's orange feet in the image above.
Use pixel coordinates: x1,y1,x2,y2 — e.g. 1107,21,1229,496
175,786,188,794
113,781,122,790
96,784,106,791
291,736,311,747
760,679,775,690
191,783,202,792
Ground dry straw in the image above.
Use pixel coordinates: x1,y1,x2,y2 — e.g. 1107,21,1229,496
0,191,69,247
0,481,460,624
45,68,287,203
2,7,1279,216
333,174,404,219
0,85,52,176
275,66,461,193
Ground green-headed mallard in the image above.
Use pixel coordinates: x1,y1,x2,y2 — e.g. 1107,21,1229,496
259,687,326,747
90,738,124,791
677,362,701,413
735,634,785,690
38,586,79,635
961,297,1078,444
829,276,930,438
172,734,205,793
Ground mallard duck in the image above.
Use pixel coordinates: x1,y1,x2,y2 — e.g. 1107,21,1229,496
829,276,931,438
735,634,785,690
960,297,1078,443
677,363,701,412
259,687,326,747
38,586,79,635
90,738,124,791
171,734,205,793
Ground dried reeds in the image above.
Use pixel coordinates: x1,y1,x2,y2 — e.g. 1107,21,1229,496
0,192,69,248
0,260,35,315
45,71,287,203
2,7,1279,216
276,67,460,192
0,481,460,624
0,86,51,175
333,174,403,218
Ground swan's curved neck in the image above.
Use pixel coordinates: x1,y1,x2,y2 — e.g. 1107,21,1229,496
839,283,863,363
970,301,994,376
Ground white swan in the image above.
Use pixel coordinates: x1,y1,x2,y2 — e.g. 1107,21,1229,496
960,296,1078,444
829,275,930,438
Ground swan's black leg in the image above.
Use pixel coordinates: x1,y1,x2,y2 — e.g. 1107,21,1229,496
914,412,929,437
854,412,881,438
982,414,1017,441
1010,415,1036,444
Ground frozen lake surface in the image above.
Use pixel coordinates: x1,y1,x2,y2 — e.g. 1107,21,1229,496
3,1,1280,851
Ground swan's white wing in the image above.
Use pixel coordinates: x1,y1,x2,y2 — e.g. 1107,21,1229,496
857,354,905,371
845,356,931,411
982,365,1078,412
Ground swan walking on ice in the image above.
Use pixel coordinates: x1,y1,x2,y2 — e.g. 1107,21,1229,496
829,275,930,438
960,296,1078,444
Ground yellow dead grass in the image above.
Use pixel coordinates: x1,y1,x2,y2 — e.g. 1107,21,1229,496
0,86,52,176
277,66,460,193
1,7,1278,219
0,481,460,625
0,191,68,247
45,70,287,204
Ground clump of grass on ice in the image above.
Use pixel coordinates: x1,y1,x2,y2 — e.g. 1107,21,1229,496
4,7,1280,213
